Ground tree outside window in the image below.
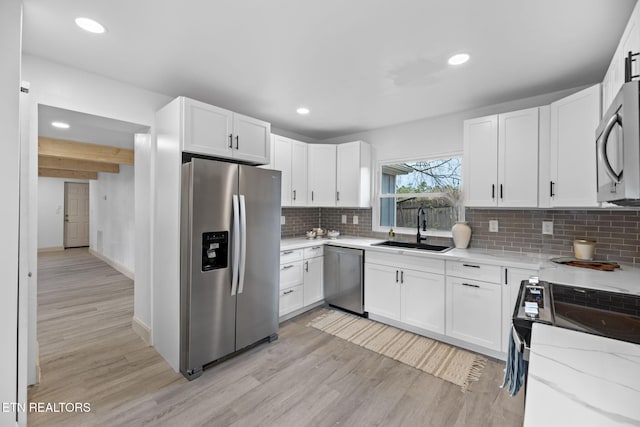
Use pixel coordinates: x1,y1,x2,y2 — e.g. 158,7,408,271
379,157,462,232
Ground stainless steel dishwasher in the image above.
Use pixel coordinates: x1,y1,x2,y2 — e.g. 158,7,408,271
323,245,366,316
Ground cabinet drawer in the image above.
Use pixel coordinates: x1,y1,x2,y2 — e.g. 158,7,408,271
280,261,303,289
303,245,324,259
280,248,303,264
446,260,501,282
366,250,444,275
279,284,304,317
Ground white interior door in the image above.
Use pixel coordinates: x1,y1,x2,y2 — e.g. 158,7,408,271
64,182,90,248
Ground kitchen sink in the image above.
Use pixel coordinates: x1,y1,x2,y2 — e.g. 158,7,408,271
371,240,452,252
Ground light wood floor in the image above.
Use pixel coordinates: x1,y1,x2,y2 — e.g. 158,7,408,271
30,248,524,426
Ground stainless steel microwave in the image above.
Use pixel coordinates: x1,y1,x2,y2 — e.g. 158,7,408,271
596,81,640,206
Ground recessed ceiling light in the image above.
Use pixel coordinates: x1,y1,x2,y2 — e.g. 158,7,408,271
296,107,310,115
75,17,106,34
51,121,70,129
448,53,470,66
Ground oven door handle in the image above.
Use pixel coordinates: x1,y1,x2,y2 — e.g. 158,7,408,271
512,324,530,361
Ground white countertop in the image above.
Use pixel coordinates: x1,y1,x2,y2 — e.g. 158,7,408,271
281,236,640,295
525,323,640,427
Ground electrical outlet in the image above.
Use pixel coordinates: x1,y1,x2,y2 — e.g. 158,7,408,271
341,215,347,224
280,216,286,225
489,220,499,232
353,215,359,225
542,220,553,235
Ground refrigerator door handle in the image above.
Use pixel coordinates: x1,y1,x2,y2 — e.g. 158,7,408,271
231,194,240,296
238,194,248,294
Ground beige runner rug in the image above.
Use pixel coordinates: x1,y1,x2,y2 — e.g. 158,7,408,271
308,309,487,392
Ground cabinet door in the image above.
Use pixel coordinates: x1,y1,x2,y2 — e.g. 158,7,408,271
446,277,501,351
401,269,445,334
498,108,539,207
233,113,270,164
273,135,292,206
463,115,498,207
291,141,308,206
280,285,304,317
364,263,401,320
182,97,233,157
307,144,337,206
303,256,324,306
549,84,601,207
501,267,537,353
280,261,303,289
336,141,361,207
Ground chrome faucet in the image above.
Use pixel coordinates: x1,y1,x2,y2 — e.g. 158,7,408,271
417,206,427,243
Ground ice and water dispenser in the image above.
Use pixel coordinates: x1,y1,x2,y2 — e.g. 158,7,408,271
201,231,228,271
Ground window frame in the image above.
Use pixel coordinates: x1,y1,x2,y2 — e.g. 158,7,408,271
372,153,464,237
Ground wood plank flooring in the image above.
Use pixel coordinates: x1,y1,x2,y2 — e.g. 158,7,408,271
30,248,524,426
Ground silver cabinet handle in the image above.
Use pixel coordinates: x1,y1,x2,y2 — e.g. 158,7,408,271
282,250,294,255
462,264,480,268
311,246,321,250
228,133,233,148
305,261,309,272
336,191,340,202
395,270,399,283
235,135,239,150
293,189,296,200
462,282,480,288
311,191,314,202
504,268,508,285
282,265,294,270
400,271,404,284
283,289,294,295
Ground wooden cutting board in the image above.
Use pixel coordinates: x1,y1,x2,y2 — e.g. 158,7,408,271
551,257,621,271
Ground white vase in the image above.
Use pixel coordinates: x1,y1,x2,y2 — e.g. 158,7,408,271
452,222,471,248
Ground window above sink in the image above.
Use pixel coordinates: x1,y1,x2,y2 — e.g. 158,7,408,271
373,154,463,236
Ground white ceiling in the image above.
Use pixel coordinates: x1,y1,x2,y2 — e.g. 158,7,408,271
38,105,149,149
23,0,637,140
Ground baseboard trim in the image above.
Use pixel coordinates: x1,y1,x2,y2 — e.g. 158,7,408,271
38,246,64,253
132,316,152,345
88,248,135,280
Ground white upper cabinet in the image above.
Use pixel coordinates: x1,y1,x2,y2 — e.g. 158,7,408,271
546,84,601,207
602,1,640,112
307,144,337,206
180,97,270,165
291,141,308,206
183,97,233,159
464,115,498,207
273,135,292,206
464,108,539,207
272,135,308,206
232,113,271,164
336,141,371,207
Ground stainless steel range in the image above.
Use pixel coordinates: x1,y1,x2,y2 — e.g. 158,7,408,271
512,278,640,358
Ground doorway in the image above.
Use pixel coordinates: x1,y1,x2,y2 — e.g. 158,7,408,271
63,182,90,248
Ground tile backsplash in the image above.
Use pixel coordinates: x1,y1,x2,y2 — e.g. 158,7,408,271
465,209,640,264
282,206,640,264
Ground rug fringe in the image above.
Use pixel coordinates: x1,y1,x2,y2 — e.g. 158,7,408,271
461,356,488,392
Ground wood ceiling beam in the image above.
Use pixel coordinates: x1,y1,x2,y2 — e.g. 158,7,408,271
38,137,134,165
39,155,120,173
38,168,98,180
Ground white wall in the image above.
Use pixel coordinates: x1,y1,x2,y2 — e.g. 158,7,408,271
90,166,135,274
323,85,590,162
21,55,171,386
37,177,89,249
1,1,21,425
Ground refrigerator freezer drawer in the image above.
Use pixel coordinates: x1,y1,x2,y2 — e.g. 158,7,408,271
280,285,304,317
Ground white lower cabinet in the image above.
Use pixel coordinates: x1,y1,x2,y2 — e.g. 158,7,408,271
365,252,445,335
279,246,324,319
446,277,502,351
303,255,323,306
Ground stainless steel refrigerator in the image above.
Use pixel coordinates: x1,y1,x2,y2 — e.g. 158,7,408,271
180,157,281,380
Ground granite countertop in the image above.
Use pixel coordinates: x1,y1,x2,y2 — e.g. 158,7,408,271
525,323,640,427
281,236,640,294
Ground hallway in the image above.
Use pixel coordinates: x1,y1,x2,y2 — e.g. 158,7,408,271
28,249,184,426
